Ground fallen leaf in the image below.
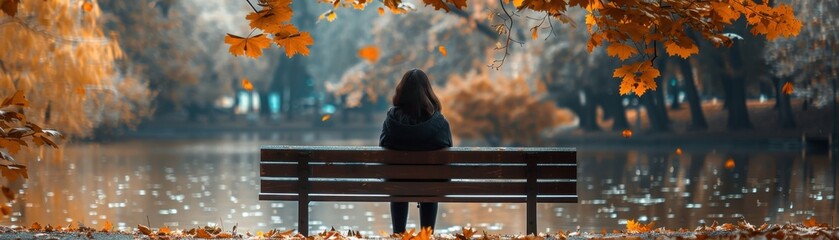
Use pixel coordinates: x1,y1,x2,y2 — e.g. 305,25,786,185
1,0,18,17
242,79,254,92
321,114,331,122
675,148,682,155
195,228,212,238
30,222,42,231
138,224,152,235
0,205,10,215
159,226,171,235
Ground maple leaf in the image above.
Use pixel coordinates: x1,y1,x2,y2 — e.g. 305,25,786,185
782,82,793,95
614,61,660,96
423,0,450,11
710,2,739,24
159,226,172,235
664,39,699,59
378,7,385,16
606,42,637,60
224,34,272,59
0,0,18,17
246,8,293,33
449,0,467,9
274,31,314,58
417,227,433,240
439,45,448,57
626,220,655,233
358,45,381,63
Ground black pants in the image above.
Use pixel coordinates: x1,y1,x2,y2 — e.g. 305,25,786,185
390,202,437,234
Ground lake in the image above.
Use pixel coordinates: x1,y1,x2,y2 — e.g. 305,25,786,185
3,131,836,235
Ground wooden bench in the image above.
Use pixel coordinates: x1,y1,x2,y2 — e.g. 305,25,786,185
259,146,577,235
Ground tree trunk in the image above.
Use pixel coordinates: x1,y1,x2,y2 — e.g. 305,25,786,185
772,76,781,109
722,74,753,130
606,92,630,131
776,78,796,128
578,89,601,132
679,58,708,130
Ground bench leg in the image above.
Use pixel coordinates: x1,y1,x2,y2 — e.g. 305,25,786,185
526,201,536,235
299,199,308,236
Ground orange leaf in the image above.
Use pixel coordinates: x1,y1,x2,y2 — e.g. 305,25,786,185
423,0,450,11
675,148,682,155
82,1,93,12
664,39,699,59
449,0,467,9
30,222,42,231
358,45,381,63
439,45,447,57
802,218,819,228
159,226,172,235
621,129,632,138
242,79,254,92
138,224,152,235
224,34,272,59
531,26,539,40
782,82,793,95
246,8,293,33
321,114,331,122
606,42,637,60
378,7,385,16
725,158,735,169
0,205,10,215
1,186,14,201
614,61,660,96
274,32,314,58
0,0,18,17
2,90,28,107
101,220,112,232
626,220,655,233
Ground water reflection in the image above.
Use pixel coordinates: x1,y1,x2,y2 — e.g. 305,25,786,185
3,133,836,235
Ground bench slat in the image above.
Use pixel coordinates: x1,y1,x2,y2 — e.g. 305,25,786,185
261,180,576,195
261,164,576,179
259,194,578,203
261,147,575,164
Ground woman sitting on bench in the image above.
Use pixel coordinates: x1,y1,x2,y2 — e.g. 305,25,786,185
379,68,453,234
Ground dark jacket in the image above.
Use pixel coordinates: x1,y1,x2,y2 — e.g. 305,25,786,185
379,107,453,151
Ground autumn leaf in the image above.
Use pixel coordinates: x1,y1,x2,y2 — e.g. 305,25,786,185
138,224,152,235
318,10,337,23
664,39,699,59
614,61,660,96
417,227,433,240
321,114,331,122
82,1,93,12
449,0,467,9
1,186,14,201
358,45,381,63
439,45,447,57
30,222,42,231
802,218,819,228
377,7,385,16
675,148,682,155
725,157,735,169
423,0,450,11
0,164,27,182
606,42,637,61
224,34,272,59
195,228,213,238
782,82,794,95
622,129,632,138
100,220,112,232
531,26,539,40
402,229,416,240
242,78,254,92
710,2,739,24
0,205,10,215
626,220,655,233
274,32,314,58
456,227,476,240
246,8,293,33
0,0,18,17
159,226,172,234
1,90,28,107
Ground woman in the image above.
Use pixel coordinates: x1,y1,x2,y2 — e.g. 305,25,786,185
379,68,452,233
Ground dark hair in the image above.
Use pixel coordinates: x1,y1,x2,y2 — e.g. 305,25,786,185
392,68,441,121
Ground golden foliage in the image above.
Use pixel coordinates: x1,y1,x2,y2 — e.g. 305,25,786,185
229,0,802,96
1,0,151,137
614,61,660,96
439,72,573,146
226,0,312,58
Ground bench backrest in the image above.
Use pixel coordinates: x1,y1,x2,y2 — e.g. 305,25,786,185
259,146,578,203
